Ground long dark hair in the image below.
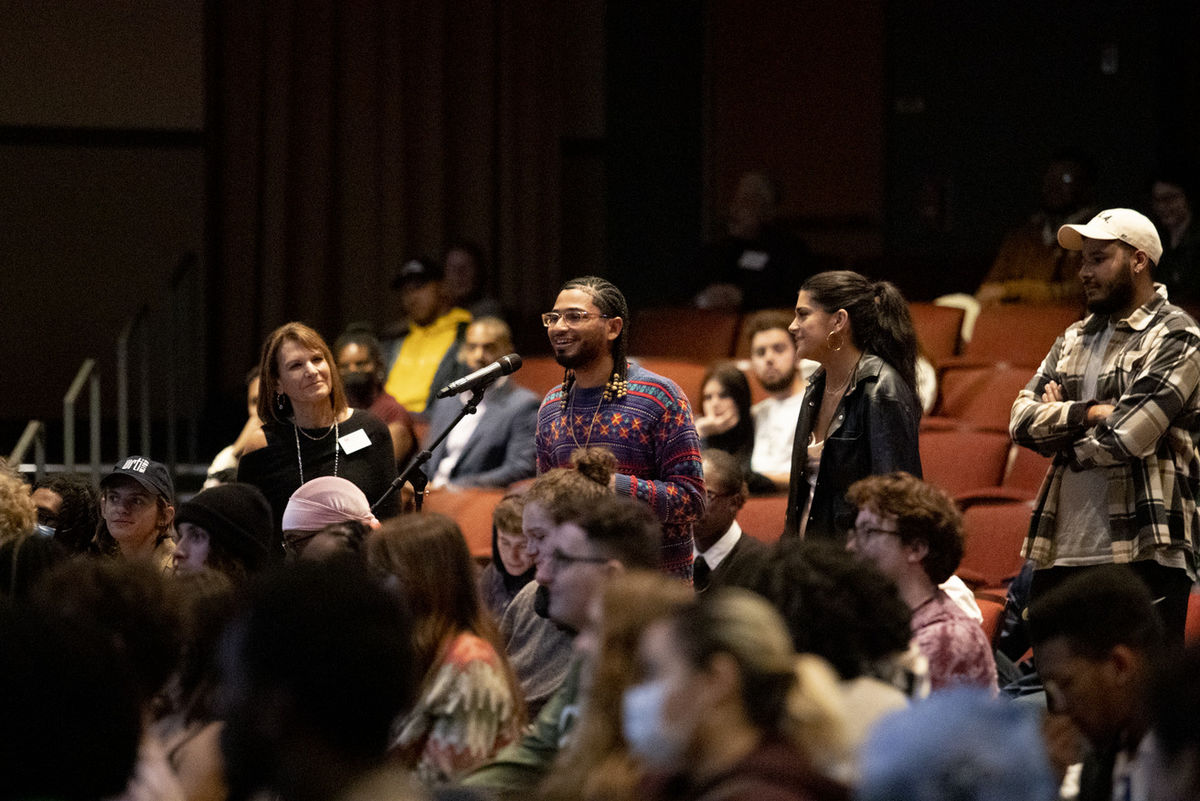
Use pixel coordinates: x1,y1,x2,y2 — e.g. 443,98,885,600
366,513,524,723
801,270,918,393
699,361,754,458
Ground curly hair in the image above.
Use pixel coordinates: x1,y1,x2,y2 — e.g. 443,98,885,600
33,473,99,554
846,471,964,585
754,539,913,680
0,460,36,541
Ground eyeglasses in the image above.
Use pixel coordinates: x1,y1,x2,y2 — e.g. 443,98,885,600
541,310,611,328
847,525,899,543
282,530,320,556
550,548,610,568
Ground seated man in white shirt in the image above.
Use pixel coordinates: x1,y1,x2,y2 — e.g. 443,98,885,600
692,449,769,592
425,317,540,489
745,310,812,491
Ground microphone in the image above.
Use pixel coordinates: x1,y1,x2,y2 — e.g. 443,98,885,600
435,354,523,399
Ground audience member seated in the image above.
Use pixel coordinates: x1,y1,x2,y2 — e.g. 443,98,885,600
755,540,919,765
217,559,423,801
382,257,472,414
239,322,400,539
425,317,539,488
204,367,261,487
1029,566,1165,801
975,153,1096,306
444,240,504,320
0,460,36,542
32,558,186,801
625,589,850,801
858,688,1056,801
152,569,237,801
692,450,769,593
693,171,813,311
31,472,99,554
0,601,143,801
695,362,772,493
0,532,68,601
496,448,615,718
745,310,811,493
1150,165,1200,304
538,571,693,801
462,492,661,797
334,326,418,467
367,512,523,786
1146,642,1200,801
298,519,373,563
479,493,536,619
280,476,380,560
846,472,997,693
94,456,177,571
171,482,274,582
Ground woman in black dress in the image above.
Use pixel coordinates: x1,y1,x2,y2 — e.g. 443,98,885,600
239,322,398,552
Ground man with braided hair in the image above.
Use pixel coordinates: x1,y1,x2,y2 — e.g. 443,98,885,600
536,276,705,580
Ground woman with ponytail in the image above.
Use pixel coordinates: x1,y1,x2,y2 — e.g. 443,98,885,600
782,271,922,541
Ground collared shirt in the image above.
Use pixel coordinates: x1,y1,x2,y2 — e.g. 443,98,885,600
432,393,488,487
1010,285,1200,577
750,392,805,476
693,519,743,571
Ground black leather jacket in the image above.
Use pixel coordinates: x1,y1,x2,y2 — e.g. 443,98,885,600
783,353,922,540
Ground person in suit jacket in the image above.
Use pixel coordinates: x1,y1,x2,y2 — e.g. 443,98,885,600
426,317,540,488
693,449,770,592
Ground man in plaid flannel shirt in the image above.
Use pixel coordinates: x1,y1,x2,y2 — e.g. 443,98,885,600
1010,208,1200,642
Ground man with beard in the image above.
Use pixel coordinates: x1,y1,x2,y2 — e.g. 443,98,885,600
746,310,809,491
535,276,705,580
1010,208,1200,642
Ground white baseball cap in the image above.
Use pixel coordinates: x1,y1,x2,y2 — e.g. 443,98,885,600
1057,208,1163,264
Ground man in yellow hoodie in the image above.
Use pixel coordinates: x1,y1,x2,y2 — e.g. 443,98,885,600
383,257,472,414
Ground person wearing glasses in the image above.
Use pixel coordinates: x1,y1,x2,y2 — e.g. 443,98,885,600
279,476,379,560
845,472,996,693
692,449,768,593
462,492,663,798
536,275,705,581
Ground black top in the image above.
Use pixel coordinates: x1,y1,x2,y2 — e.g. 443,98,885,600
238,409,399,552
783,353,922,541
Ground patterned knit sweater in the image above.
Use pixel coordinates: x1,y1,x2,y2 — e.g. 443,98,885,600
536,362,706,579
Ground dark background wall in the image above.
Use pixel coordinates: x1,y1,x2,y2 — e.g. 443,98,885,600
1,0,1197,464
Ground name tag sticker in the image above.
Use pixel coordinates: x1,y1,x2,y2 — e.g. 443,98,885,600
338,428,371,455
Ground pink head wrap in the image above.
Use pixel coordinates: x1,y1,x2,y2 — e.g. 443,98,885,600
281,476,379,532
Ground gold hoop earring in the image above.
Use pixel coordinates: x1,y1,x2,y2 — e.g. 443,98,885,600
825,330,843,352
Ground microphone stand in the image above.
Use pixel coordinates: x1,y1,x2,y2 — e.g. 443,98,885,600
372,386,487,514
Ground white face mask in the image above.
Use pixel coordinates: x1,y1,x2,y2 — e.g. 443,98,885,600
621,679,688,770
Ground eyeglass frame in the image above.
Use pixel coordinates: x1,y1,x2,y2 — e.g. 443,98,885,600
541,310,613,328
846,524,900,543
550,547,611,568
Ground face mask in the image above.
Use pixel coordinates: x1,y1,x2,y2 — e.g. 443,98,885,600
340,371,375,407
34,523,55,538
622,679,687,770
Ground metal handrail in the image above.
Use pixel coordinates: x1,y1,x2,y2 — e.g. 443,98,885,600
63,358,101,484
7,420,46,482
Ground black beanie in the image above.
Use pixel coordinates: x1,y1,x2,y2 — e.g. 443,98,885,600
174,483,273,570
